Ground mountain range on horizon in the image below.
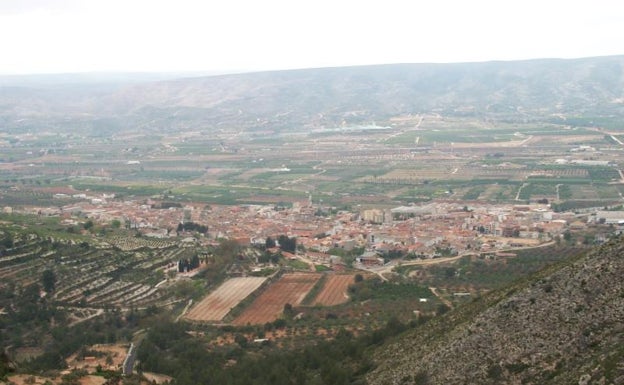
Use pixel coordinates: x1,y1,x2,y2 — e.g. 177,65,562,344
1,54,624,385
1,55,623,135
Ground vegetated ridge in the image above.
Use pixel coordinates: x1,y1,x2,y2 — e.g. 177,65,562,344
1,55,624,134
366,236,624,384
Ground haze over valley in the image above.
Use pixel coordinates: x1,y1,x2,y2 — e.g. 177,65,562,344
1,56,624,385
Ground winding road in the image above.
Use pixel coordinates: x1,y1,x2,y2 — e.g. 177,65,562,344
356,240,557,281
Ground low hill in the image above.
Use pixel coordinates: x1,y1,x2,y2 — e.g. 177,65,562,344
367,236,624,384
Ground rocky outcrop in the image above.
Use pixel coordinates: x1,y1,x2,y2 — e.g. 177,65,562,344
368,236,624,384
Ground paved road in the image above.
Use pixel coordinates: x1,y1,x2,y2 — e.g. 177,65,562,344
123,343,136,376
355,241,557,280
356,254,466,280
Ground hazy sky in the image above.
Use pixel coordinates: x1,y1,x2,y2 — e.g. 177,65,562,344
1,0,623,74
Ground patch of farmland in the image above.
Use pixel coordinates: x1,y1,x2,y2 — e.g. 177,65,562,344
106,236,176,251
312,274,354,306
185,277,268,322
597,185,623,199
518,183,557,200
369,167,469,183
87,281,135,304
111,283,152,305
480,184,518,201
0,260,41,281
0,228,176,309
532,134,603,145
233,273,321,325
570,184,601,200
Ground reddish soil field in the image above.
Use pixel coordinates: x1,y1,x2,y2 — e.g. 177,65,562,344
142,372,174,384
8,374,108,385
233,273,321,325
185,277,267,322
66,344,127,372
79,376,107,385
312,274,354,306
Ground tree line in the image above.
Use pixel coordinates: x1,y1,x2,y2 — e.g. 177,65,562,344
137,316,422,385
265,235,296,253
176,222,208,234
178,255,201,272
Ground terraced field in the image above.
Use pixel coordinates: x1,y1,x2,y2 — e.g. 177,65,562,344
0,230,194,310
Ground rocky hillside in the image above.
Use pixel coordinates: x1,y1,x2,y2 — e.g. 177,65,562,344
367,236,624,385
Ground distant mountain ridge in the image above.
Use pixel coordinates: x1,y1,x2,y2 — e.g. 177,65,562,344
1,55,624,133
366,236,624,384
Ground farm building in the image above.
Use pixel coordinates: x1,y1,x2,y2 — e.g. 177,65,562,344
593,211,624,225
356,251,384,266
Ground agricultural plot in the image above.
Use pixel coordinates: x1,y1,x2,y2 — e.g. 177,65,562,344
185,277,267,322
586,167,621,182
384,120,521,145
597,185,623,200
312,274,354,306
106,236,176,251
462,186,487,200
233,273,321,325
569,184,601,200
465,167,529,181
0,228,184,309
52,250,169,307
517,183,557,200
375,165,469,183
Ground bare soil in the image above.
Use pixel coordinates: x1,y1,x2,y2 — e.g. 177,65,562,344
312,274,354,306
185,276,267,322
233,273,321,325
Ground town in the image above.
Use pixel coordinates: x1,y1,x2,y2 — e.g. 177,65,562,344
6,190,612,270
3,52,624,384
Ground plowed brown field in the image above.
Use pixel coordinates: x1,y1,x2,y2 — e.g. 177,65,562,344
233,273,321,325
185,277,267,322
312,274,354,306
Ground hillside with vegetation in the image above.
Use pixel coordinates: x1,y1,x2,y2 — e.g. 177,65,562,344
367,235,624,385
2,56,624,134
